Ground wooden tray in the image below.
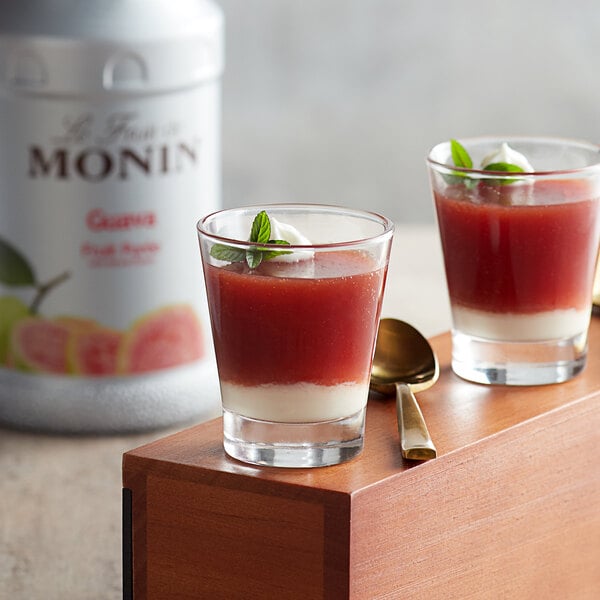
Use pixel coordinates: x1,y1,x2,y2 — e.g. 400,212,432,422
122,318,600,599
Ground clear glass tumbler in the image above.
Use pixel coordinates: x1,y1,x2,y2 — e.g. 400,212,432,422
197,204,393,467
428,136,600,385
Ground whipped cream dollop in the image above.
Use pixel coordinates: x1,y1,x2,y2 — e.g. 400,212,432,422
270,216,312,246
480,142,534,172
269,216,314,263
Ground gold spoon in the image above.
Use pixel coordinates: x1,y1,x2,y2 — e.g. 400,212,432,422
370,318,438,460
593,265,600,314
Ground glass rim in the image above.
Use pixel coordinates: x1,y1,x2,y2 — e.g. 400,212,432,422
427,135,600,178
197,203,395,250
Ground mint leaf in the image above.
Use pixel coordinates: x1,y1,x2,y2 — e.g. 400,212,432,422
483,162,525,173
209,212,295,269
482,162,525,186
250,211,271,244
246,249,263,269
210,244,246,263
246,236,292,267
260,240,292,261
447,141,527,188
444,139,477,187
450,139,473,169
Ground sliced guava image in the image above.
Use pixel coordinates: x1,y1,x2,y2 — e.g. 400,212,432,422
118,304,204,374
0,295,30,364
54,315,99,333
68,328,122,376
9,317,71,374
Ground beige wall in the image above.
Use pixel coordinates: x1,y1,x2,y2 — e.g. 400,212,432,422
220,0,600,223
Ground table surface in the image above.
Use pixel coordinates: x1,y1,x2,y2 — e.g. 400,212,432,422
122,322,600,599
126,318,600,489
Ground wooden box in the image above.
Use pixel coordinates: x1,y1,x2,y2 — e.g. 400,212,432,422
122,320,600,599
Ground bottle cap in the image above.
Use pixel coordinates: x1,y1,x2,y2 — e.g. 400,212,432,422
0,0,224,97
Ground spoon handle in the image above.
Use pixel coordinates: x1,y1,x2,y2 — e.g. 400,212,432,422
395,382,437,460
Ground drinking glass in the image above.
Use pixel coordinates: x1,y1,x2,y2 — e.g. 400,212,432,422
198,204,393,467
427,137,600,385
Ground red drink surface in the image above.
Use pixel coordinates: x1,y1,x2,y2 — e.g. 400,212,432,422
434,180,600,313
204,251,386,386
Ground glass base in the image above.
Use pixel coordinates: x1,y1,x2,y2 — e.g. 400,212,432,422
451,330,588,386
222,408,366,468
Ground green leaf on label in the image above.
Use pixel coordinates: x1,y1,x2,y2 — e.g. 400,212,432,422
450,139,473,169
0,238,36,286
483,162,525,173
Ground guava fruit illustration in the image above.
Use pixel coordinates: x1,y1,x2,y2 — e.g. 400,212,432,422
0,295,30,364
68,328,123,376
9,317,71,374
54,316,99,333
118,304,204,374
0,235,70,314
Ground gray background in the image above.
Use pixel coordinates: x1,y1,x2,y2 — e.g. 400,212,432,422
219,0,600,224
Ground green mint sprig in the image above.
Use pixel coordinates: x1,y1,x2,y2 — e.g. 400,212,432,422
210,210,292,269
450,139,473,169
449,139,525,186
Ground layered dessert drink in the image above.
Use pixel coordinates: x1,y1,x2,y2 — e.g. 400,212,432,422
435,179,599,342
198,205,393,466
428,137,600,385
204,250,386,422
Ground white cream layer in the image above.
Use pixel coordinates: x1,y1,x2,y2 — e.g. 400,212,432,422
452,305,591,342
220,381,368,423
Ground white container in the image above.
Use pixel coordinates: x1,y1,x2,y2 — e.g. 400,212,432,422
0,0,224,432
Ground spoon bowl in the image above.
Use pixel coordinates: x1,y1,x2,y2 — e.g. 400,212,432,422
371,318,438,460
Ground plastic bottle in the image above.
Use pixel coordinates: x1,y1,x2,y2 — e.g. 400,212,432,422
0,0,224,432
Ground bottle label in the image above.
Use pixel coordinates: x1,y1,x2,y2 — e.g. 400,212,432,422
0,86,219,377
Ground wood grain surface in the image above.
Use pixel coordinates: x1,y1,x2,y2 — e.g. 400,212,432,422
123,318,600,599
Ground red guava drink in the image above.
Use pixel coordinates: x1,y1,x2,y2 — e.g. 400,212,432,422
428,136,600,386
198,204,393,467
434,180,600,342
204,250,387,423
